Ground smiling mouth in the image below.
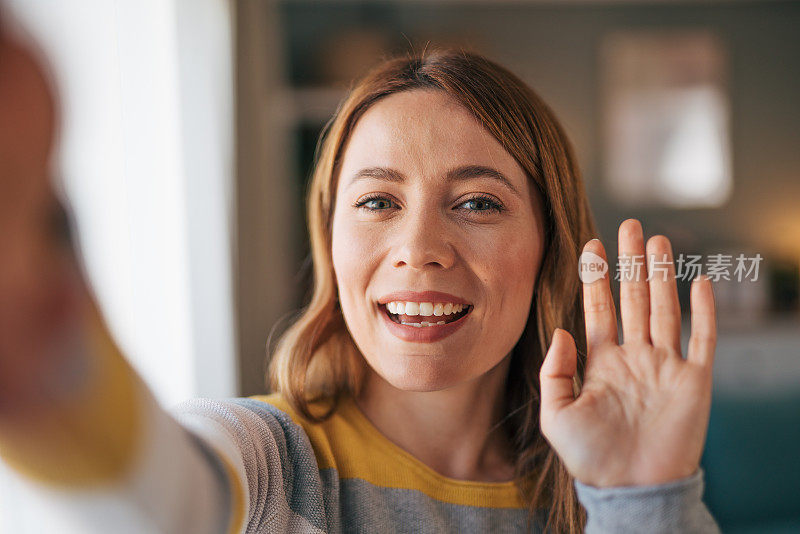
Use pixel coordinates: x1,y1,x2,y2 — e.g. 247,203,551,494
379,303,473,327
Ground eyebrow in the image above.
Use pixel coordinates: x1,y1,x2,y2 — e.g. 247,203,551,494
347,164,521,198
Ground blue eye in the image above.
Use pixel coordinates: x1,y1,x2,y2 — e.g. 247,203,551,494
457,195,504,214
354,196,394,211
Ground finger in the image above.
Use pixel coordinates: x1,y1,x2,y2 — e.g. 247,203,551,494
540,328,578,420
646,235,682,354
687,275,717,369
618,219,650,344
581,239,619,353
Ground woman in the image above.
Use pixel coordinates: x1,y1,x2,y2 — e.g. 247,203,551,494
0,34,719,533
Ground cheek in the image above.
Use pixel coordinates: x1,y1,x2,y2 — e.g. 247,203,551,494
472,227,541,322
331,218,381,305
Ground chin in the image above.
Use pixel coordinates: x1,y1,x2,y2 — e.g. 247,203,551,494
369,354,471,392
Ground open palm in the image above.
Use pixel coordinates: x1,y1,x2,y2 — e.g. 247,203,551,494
539,219,717,488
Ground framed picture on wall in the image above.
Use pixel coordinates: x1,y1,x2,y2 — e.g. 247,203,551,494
601,30,732,209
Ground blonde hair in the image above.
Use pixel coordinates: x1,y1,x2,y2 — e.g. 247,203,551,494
269,48,597,533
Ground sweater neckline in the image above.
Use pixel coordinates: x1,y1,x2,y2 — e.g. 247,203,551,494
338,393,520,491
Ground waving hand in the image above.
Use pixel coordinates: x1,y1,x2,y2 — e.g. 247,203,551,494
539,219,717,488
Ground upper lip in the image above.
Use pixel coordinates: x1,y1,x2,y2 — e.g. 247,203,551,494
377,290,472,305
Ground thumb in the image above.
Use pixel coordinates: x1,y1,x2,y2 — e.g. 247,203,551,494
539,328,578,419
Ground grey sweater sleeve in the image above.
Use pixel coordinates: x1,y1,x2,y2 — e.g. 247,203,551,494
574,468,720,533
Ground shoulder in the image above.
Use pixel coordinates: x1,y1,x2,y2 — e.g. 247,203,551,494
170,396,336,533
247,392,306,428
246,392,338,471
172,393,344,473
171,394,315,456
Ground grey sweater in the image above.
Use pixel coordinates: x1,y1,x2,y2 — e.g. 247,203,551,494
172,393,721,533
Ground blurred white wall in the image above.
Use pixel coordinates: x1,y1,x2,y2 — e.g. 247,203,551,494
1,0,236,531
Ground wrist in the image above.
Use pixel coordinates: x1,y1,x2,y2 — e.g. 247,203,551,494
577,462,700,488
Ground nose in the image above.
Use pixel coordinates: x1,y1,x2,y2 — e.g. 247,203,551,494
391,205,456,271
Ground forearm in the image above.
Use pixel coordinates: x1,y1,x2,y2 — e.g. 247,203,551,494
0,299,244,533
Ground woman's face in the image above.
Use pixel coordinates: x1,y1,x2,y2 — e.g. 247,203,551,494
331,89,545,391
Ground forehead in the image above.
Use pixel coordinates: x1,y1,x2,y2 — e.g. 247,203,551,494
338,89,527,189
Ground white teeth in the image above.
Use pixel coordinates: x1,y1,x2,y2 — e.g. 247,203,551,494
384,301,469,317
400,321,448,327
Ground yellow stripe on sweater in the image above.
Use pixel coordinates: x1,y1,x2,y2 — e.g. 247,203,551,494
251,393,526,509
